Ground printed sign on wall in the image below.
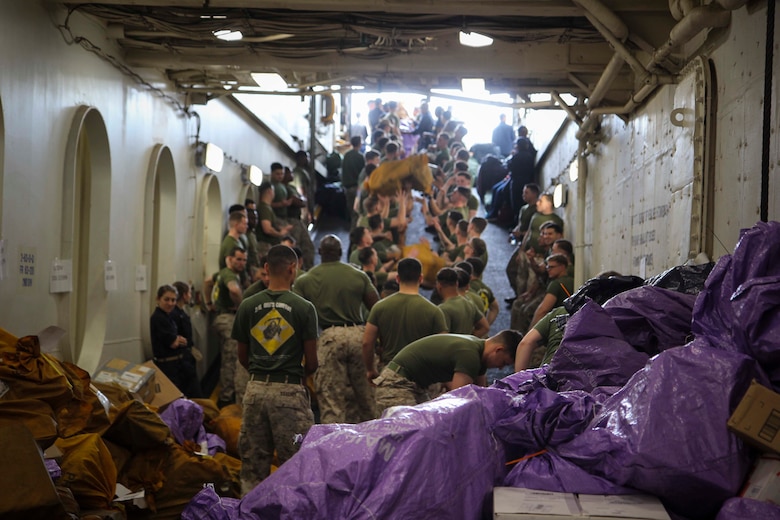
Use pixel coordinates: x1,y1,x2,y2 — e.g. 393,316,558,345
18,247,36,288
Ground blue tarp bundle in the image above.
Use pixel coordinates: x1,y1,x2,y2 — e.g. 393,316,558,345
183,222,780,520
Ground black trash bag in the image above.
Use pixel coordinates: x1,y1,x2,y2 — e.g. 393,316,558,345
644,262,715,295
563,275,644,315
315,183,347,219
476,154,507,204
324,151,342,182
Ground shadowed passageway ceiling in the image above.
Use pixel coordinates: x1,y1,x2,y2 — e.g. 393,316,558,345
59,0,716,112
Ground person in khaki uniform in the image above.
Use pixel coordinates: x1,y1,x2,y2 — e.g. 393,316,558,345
233,245,318,495
293,235,380,424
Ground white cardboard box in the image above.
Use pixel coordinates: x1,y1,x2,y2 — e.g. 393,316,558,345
740,454,780,505
494,488,581,519
93,358,156,403
494,488,670,520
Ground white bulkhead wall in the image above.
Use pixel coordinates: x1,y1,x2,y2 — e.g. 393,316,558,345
0,2,294,371
539,2,778,280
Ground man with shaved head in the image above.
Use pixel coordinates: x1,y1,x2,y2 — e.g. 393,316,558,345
293,234,380,423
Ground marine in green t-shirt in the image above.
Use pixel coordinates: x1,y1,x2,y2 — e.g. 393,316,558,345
232,289,318,378
213,267,240,314
438,295,486,335
293,260,378,327
256,201,281,246
366,292,448,364
514,306,569,372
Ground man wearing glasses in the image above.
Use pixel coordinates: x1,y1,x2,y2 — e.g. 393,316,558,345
528,254,574,329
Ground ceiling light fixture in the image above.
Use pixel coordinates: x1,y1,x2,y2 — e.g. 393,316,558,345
459,31,493,48
250,72,289,91
569,160,579,182
196,142,225,173
553,183,568,208
461,78,486,95
248,165,263,186
213,30,243,41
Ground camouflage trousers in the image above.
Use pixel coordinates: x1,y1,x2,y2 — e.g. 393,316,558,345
510,291,545,333
235,363,250,408
212,313,237,402
345,185,359,230
508,248,539,298
505,247,521,294
374,367,429,417
282,217,315,270
239,380,314,495
314,325,377,424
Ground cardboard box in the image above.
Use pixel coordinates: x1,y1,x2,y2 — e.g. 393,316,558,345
727,380,780,454
740,454,780,505
93,358,156,403
142,360,183,410
493,488,670,520
494,488,581,519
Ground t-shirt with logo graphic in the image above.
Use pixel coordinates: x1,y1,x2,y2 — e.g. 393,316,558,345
232,289,318,379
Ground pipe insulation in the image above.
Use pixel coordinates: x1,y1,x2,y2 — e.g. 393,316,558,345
653,5,732,65
572,0,629,40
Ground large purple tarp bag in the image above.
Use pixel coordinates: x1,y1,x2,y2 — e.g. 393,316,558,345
547,301,649,393
503,451,636,495
556,343,763,519
492,366,550,395
239,385,514,519
603,286,697,356
492,387,601,451
692,221,780,385
159,398,226,456
731,276,780,385
182,486,240,520
715,497,780,520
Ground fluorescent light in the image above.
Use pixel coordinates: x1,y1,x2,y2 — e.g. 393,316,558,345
459,31,493,48
203,143,224,172
553,183,568,208
248,165,263,186
250,72,289,91
461,78,486,94
569,161,579,182
213,30,243,41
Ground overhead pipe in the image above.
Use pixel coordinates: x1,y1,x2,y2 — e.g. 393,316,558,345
551,91,582,126
652,4,732,65
573,0,647,79
580,11,651,80
587,53,626,110
590,81,660,117
577,0,743,140
574,140,587,288
572,0,629,40
669,0,697,21
715,0,748,10
567,73,590,94
576,76,659,143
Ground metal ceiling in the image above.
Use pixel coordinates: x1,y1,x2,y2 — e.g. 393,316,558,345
58,0,737,118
